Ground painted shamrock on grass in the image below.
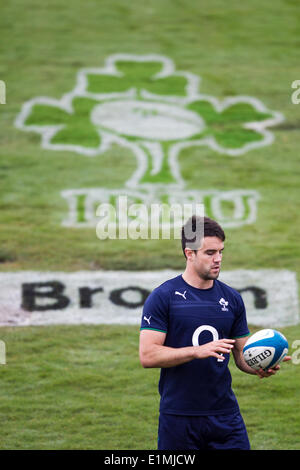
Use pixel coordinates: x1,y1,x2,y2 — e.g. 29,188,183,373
15,54,284,187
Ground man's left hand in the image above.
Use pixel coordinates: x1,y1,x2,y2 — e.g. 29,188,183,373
256,356,291,378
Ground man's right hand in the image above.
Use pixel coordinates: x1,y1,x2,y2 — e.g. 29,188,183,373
193,338,236,361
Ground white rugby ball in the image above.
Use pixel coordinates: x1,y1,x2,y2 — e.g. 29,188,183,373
243,329,288,371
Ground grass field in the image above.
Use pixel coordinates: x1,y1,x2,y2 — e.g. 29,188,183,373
0,323,298,450
0,0,300,450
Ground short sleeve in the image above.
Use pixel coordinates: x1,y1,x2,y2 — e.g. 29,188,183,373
230,293,250,339
140,288,169,333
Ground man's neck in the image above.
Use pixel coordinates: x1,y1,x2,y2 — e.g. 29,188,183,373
182,269,214,290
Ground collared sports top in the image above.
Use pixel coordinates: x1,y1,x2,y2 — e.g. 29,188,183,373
140,275,250,416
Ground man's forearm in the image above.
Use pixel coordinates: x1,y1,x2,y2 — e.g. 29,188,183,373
234,351,257,375
141,344,196,368
140,338,235,368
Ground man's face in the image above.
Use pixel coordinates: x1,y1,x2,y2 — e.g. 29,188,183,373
187,236,224,281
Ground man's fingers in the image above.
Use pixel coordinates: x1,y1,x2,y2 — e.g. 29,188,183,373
256,367,277,378
256,355,292,378
197,339,236,361
217,341,235,353
218,346,233,354
211,352,225,360
213,340,235,355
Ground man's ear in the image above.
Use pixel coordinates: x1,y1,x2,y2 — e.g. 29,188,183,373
185,248,196,261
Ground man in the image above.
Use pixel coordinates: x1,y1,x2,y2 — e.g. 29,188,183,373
139,216,290,450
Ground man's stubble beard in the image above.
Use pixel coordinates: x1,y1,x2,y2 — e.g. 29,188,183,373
196,266,220,282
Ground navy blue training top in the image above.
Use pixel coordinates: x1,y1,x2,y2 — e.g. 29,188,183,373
140,275,250,416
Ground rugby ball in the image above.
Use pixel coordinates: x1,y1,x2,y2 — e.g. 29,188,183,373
243,329,288,371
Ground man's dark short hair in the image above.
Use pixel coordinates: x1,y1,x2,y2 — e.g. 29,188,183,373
181,216,225,258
